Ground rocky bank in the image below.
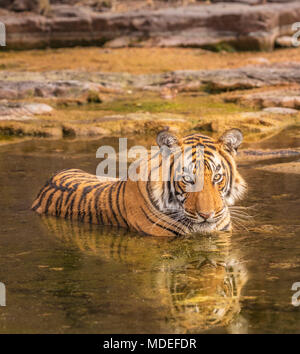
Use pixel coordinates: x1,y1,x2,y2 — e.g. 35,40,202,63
1,1,300,50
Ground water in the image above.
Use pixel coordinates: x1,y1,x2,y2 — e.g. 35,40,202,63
0,133,299,334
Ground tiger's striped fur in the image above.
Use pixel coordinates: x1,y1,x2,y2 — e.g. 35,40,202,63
32,129,247,237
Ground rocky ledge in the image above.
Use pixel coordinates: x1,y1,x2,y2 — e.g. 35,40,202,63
1,2,300,50
1,63,300,99
226,88,300,110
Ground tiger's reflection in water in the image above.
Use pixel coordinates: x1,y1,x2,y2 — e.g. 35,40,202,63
42,216,248,333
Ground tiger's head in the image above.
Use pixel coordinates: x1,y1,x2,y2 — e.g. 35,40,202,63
148,128,247,234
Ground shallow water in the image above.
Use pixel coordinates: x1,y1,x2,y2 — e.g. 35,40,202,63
0,133,299,334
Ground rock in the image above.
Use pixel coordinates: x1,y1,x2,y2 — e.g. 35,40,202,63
0,120,62,137
211,0,264,3
4,0,50,14
136,64,300,92
0,0,13,8
262,107,299,114
0,80,102,99
240,112,266,119
0,102,53,120
62,124,109,137
3,2,300,50
160,86,178,100
239,148,300,160
212,0,298,2
226,88,300,108
275,36,294,47
2,63,300,101
23,103,53,115
104,36,133,49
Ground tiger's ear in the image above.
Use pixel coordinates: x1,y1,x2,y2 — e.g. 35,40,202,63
218,129,243,155
156,127,180,149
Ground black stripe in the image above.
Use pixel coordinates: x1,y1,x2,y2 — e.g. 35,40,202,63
204,150,215,157
94,183,111,225
67,190,78,220
204,144,217,150
121,180,128,223
146,180,161,212
140,207,178,236
219,151,233,197
87,197,93,224
64,183,80,219
77,185,94,222
44,189,58,214
108,183,120,227
55,191,64,217
220,222,231,231
34,180,50,201
115,181,129,228
134,223,153,237
32,184,52,211
64,183,79,206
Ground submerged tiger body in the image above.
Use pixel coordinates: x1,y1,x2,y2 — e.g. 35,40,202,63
32,129,247,237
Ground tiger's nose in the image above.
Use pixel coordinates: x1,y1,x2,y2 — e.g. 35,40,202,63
198,212,215,220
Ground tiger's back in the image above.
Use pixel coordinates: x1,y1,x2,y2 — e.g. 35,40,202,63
32,169,128,228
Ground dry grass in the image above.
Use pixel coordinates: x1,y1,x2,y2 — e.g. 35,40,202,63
1,47,300,74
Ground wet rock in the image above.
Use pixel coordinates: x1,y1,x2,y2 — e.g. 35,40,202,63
3,2,300,50
0,120,62,137
62,124,109,137
195,120,226,133
0,110,190,139
91,112,189,135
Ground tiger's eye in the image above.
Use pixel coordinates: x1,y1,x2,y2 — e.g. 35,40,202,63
213,173,223,183
183,175,194,184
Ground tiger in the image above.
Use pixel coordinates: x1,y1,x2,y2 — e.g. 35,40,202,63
31,128,247,237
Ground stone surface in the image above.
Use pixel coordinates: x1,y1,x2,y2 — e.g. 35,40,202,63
1,64,300,100
2,2,300,50
139,64,300,92
0,80,104,99
212,0,298,3
0,110,189,138
238,148,300,160
226,88,300,109
263,107,299,114
0,102,53,120
1,0,50,13
275,36,294,47
24,103,53,114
